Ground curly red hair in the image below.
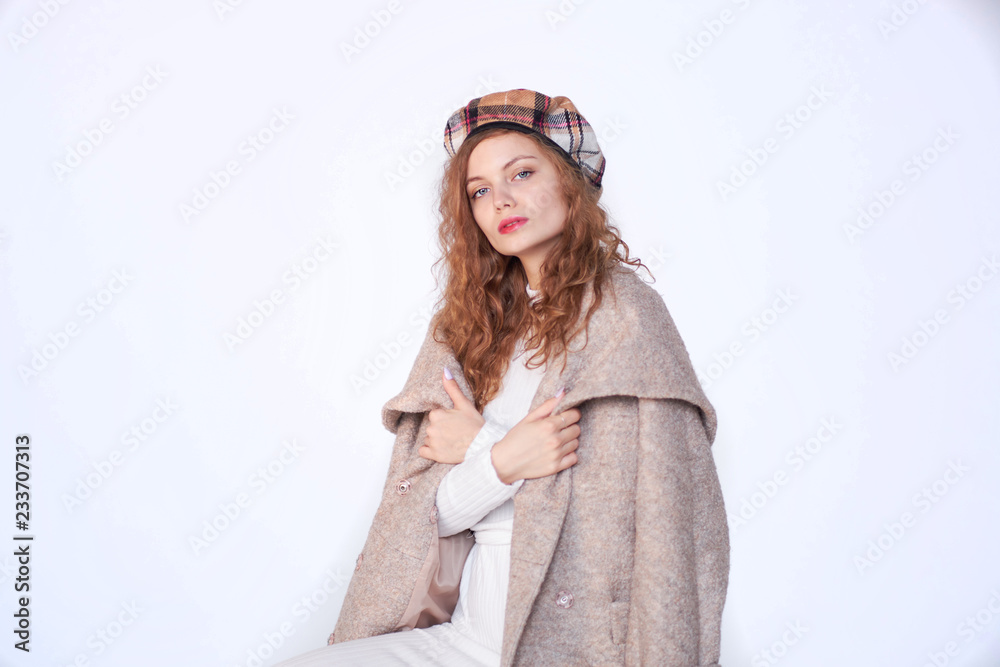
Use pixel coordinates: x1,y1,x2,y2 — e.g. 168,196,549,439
430,125,648,412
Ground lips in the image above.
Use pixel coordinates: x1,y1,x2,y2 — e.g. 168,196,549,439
498,216,527,234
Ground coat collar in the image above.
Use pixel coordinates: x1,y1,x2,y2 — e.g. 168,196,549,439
381,266,716,442
379,266,716,664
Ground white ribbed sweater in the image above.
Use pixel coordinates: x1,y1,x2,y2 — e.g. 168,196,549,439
433,285,546,655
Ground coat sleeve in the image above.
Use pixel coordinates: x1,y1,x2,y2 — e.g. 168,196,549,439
626,397,729,667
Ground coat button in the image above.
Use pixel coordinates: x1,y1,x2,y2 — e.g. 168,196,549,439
555,590,574,609
355,553,364,570
327,631,336,645
395,478,411,495
429,505,438,524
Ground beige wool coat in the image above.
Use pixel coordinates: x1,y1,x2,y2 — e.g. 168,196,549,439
331,266,730,666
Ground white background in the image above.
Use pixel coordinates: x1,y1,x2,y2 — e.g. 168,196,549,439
2,0,999,665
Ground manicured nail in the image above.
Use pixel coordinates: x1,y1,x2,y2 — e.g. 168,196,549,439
443,366,453,380
554,386,565,398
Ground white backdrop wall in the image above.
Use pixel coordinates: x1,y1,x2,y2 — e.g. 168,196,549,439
2,0,999,665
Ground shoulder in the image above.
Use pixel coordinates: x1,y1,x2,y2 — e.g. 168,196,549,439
591,265,686,351
586,265,718,442
379,311,454,432
603,265,672,323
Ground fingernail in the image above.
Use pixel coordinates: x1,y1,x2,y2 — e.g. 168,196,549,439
443,366,453,380
553,386,565,398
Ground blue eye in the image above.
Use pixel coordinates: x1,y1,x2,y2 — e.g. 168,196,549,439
469,169,531,200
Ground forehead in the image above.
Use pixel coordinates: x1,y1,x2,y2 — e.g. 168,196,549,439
466,132,551,173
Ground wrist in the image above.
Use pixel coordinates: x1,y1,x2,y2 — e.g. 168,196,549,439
490,440,515,486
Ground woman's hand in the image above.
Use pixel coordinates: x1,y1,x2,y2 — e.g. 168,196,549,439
418,368,486,464
490,389,581,485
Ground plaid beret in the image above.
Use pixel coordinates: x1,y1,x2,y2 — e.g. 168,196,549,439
443,88,605,188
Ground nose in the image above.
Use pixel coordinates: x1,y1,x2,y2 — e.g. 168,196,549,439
491,183,515,210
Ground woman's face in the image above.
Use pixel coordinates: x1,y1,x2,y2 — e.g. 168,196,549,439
465,131,569,286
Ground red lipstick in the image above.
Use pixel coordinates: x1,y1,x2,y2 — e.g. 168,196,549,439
499,216,527,234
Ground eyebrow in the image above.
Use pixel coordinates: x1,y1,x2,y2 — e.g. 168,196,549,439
466,155,538,187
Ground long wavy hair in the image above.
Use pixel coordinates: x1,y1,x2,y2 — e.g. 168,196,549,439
430,124,647,412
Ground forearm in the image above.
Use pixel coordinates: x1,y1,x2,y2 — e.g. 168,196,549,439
435,419,524,537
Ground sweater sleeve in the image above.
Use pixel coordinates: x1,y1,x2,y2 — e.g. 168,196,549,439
435,418,525,537
626,397,729,667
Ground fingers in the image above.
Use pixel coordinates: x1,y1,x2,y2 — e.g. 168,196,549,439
525,388,568,422
525,395,560,421
557,447,579,473
554,430,579,473
442,367,479,411
542,408,581,435
440,367,471,408
553,408,581,427
565,408,582,423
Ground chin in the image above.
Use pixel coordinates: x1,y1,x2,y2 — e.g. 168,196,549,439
488,244,517,257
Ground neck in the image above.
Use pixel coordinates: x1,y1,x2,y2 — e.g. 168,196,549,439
522,261,542,291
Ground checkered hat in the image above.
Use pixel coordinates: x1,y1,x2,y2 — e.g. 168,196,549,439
443,88,605,189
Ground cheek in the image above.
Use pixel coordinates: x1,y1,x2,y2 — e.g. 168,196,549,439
470,205,492,235
544,197,569,232
529,179,565,211
533,188,567,222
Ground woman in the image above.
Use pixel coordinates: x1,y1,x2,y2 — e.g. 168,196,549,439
278,89,729,666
